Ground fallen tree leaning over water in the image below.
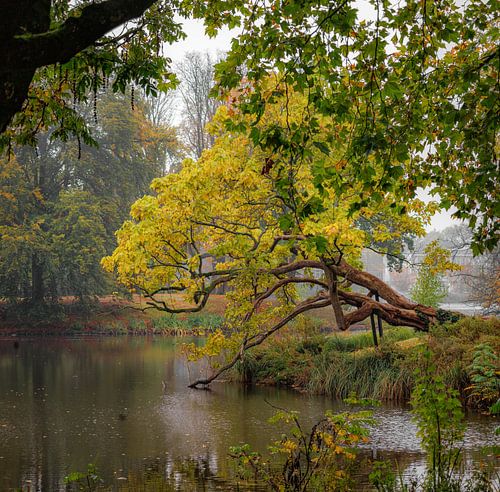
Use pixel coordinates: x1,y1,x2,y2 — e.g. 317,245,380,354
103,95,462,388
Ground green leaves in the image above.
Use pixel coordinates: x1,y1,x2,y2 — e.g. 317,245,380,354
313,140,330,156
411,348,466,484
278,214,294,232
306,235,329,254
467,343,500,409
205,0,498,252
2,0,184,153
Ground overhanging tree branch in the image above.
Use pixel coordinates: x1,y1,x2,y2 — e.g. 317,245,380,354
0,0,159,134
6,0,157,69
188,294,331,388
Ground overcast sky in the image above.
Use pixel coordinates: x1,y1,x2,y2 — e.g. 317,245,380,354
167,19,235,62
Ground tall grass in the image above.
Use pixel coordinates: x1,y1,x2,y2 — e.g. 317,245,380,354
152,312,224,334
236,318,499,405
307,346,414,401
237,330,418,401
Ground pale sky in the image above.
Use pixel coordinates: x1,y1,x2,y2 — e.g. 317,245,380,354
425,208,459,232
166,17,458,232
166,18,236,62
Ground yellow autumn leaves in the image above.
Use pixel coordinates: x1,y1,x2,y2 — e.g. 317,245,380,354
102,80,435,315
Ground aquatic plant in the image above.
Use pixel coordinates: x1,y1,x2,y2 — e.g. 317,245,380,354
64,463,102,491
411,349,465,490
230,402,374,492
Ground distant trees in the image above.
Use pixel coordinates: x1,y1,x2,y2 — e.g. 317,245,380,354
0,92,181,307
176,52,222,159
408,226,499,311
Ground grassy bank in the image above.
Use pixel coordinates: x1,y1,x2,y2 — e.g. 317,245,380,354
235,317,500,407
0,295,227,336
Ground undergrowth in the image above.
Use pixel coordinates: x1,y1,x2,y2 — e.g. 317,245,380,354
236,317,500,406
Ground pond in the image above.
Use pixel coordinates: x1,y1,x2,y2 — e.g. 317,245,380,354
0,337,498,491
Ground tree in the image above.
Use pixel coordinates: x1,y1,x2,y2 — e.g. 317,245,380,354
103,89,452,387
0,0,183,148
142,92,187,173
176,52,222,159
464,248,499,314
409,241,460,308
209,0,498,251
0,92,180,306
410,267,448,308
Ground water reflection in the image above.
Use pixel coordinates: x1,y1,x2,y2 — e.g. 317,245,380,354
0,337,498,491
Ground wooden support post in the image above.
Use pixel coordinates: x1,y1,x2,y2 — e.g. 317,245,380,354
375,292,383,338
370,313,378,347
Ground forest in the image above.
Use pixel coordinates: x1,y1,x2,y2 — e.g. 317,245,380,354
0,0,498,491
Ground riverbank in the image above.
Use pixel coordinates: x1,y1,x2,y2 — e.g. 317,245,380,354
0,294,368,336
234,317,500,409
0,295,228,336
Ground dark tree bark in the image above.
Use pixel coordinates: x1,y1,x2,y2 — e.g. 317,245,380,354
0,0,157,134
31,253,45,304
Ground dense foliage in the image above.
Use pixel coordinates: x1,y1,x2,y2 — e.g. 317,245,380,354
0,93,180,307
210,0,499,251
0,0,182,140
1,0,498,252
103,90,454,386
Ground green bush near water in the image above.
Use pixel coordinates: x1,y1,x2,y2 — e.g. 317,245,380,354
236,317,500,406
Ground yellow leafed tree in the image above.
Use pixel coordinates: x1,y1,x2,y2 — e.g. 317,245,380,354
103,82,454,387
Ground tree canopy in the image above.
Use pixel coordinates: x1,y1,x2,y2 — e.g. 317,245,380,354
1,0,498,252
0,92,180,306
102,87,453,386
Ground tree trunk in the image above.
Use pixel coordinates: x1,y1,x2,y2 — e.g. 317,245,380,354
0,0,157,133
31,254,45,304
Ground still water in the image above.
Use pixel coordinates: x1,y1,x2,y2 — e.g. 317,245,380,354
0,337,498,491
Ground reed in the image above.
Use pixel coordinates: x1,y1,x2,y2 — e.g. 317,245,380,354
237,317,499,406
307,347,412,401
